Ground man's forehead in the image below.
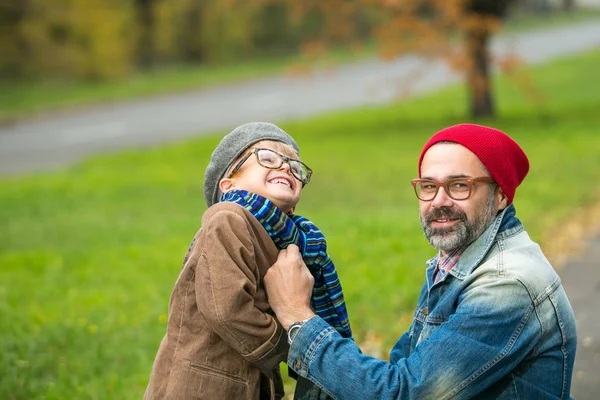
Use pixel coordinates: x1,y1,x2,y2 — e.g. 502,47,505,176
420,143,488,177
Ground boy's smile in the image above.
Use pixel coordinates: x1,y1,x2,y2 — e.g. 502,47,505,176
268,175,294,189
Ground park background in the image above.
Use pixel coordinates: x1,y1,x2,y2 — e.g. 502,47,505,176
2,0,600,399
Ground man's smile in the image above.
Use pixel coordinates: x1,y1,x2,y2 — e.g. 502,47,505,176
430,218,460,229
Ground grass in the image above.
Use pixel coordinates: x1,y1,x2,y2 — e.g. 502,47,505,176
2,48,600,399
2,7,600,123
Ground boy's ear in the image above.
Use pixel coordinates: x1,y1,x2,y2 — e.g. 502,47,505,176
219,178,235,194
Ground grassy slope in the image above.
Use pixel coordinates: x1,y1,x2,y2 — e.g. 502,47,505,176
1,49,600,399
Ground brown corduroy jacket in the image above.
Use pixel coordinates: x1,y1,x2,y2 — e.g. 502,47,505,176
144,202,289,400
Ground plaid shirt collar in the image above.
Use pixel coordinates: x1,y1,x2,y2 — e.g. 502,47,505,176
433,247,466,284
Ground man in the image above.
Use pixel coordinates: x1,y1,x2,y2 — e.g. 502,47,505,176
265,123,577,399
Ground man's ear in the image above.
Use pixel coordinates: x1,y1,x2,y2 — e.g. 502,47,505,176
496,186,508,211
219,178,235,194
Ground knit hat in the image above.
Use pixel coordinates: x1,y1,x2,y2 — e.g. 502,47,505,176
203,122,300,207
418,123,529,204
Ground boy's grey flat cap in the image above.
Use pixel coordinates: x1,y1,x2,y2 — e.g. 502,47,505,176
203,122,300,207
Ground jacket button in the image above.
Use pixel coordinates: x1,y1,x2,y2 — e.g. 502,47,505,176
295,358,302,369
422,306,428,315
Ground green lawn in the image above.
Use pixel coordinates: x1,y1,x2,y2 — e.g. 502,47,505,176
2,49,600,399
2,8,600,123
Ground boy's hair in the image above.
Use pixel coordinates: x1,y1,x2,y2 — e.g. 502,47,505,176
203,122,300,207
223,140,299,177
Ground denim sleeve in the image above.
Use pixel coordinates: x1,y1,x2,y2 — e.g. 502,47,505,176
389,331,411,365
288,277,540,400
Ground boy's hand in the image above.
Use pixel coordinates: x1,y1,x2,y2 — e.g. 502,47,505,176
265,244,315,330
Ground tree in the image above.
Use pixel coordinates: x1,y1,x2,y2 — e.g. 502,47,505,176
0,0,30,78
562,0,575,12
0,0,136,80
464,0,515,117
275,0,517,118
134,0,156,68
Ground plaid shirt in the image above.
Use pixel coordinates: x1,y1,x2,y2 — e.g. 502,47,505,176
433,247,466,284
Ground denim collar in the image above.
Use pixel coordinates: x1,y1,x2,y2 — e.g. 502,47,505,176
426,204,523,282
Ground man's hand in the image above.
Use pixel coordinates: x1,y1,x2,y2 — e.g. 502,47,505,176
265,244,315,330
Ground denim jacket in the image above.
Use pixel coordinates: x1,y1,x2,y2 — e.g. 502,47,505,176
287,205,577,399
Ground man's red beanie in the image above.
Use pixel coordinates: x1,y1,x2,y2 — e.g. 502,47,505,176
418,123,530,204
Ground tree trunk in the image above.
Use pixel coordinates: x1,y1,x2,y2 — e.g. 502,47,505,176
1,0,30,77
562,0,575,12
183,1,204,62
466,30,494,118
135,0,155,68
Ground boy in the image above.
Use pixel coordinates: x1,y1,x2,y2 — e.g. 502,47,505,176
144,122,351,400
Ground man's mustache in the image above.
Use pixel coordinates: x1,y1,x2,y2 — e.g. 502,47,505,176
425,207,466,224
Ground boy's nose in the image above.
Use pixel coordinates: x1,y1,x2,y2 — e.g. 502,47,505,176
278,161,292,172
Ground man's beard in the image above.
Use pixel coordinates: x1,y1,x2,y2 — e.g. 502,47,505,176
420,190,498,252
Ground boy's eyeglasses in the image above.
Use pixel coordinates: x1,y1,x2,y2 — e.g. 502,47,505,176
410,177,495,201
229,148,313,185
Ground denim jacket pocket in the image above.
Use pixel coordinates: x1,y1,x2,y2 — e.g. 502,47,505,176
419,316,446,343
409,309,427,348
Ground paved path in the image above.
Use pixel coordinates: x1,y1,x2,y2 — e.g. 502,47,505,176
560,236,600,400
580,0,600,7
1,20,600,177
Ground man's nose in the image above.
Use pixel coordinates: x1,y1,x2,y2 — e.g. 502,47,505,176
431,186,454,208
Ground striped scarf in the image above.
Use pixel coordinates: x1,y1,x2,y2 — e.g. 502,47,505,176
220,189,352,339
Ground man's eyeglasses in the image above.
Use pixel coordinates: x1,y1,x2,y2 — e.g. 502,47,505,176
410,177,495,201
229,148,313,185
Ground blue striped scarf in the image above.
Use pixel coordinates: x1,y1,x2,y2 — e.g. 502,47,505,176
220,190,352,339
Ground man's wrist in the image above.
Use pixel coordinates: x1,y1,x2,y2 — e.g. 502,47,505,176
287,315,316,345
280,310,315,331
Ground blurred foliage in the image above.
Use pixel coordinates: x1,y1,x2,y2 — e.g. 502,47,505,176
0,0,136,80
0,0,590,118
0,0,593,119
0,0,580,82
0,0,317,80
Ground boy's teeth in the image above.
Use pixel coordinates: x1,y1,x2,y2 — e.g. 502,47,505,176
272,178,289,186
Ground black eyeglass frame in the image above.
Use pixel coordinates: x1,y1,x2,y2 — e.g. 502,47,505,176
228,147,313,184
410,176,495,201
